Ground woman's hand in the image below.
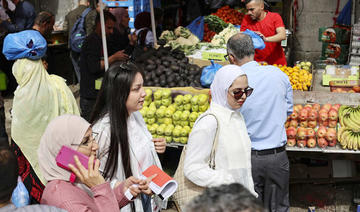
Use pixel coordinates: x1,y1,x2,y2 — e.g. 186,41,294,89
68,155,105,189
119,176,142,198
139,174,157,195
153,138,166,154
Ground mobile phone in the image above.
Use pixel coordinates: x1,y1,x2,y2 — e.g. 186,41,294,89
55,146,90,183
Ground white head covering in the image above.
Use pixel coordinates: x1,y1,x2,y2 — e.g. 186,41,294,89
210,64,247,110
38,115,90,182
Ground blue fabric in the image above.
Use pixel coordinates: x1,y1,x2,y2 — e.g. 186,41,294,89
2,30,47,60
337,0,351,26
239,61,293,150
0,1,36,32
141,193,152,212
200,60,222,88
186,16,204,40
242,29,266,50
11,177,30,208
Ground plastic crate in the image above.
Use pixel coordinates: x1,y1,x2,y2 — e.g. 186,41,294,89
102,0,131,7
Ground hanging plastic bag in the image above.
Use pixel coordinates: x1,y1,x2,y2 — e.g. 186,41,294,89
11,176,30,208
242,29,266,50
2,30,47,61
186,16,204,41
200,60,222,88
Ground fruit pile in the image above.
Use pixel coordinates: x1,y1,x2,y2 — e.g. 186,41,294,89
286,104,340,148
337,106,360,150
135,47,202,88
212,6,245,25
140,89,210,144
295,61,312,72
273,64,313,91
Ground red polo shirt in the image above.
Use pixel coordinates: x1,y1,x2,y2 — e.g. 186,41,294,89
241,12,287,65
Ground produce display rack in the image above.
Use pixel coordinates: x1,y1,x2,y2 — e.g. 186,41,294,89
286,145,360,154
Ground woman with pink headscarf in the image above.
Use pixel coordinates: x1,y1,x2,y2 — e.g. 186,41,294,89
38,115,143,212
109,8,137,56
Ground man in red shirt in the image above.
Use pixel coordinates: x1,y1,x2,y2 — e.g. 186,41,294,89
241,0,287,65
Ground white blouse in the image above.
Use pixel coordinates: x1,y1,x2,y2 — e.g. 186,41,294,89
183,103,257,196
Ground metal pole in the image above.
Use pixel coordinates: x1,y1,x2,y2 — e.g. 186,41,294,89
149,0,157,47
99,2,109,70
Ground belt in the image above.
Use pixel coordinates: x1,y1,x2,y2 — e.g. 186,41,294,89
251,145,286,156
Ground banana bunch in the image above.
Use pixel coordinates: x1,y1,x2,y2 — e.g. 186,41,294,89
339,106,360,130
337,127,360,150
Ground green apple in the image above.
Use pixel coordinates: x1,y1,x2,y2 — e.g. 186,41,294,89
181,121,189,127
165,136,172,143
154,100,162,108
161,88,172,99
163,118,172,125
174,125,182,130
161,97,172,107
145,88,152,98
165,108,174,118
157,118,164,124
154,90,162,100
199,102,209,112
172,128,181,137
164,127,172,136
152,134,158,138
305,61,312,67
156,125,165,135
300,61,305,66
146,109,155,118
173,120,181,126
198,94,209,105
190,121,195,128
191,104,199,112
174,95,184,105
191,95,199,105
181,111,190,121
143,100,151,107
183,94,192,104
183,103,191,111
180,137,188,144
147,118,156,124
159,123,167,128
183,126,191,133
148,125,157,134
139,107,148,117
177,105,184,111
156,108,165,118
172,111,182,121
149,102,156,110
168,104,177,112
152,123,159,129
189,112,198,122
180,128,188,137
159,105,167,110
144,117,148,124
173,137,181,143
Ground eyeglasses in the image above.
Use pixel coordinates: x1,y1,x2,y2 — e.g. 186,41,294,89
230,87,254,100
72,132,99,147
224,54,229,61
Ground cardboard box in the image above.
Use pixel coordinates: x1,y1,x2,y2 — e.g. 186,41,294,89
187,57,229,67
322,65,359,86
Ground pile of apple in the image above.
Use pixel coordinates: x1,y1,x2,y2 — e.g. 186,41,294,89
285,103,340,148
140,88,210,144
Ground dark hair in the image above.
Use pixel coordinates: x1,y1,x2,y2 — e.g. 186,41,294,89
90,62,144,180
186,183,264,212
0,147,18,204
227,33,255,61
134,12,151,29
34,11,54,25
95,11,116,25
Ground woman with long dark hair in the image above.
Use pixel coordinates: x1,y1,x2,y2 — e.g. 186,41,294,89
90,62,166,212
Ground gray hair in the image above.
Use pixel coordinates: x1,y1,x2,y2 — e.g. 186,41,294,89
227,33,255,61
185,183,264,212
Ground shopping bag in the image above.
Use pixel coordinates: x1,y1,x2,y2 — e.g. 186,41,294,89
11,176,30,208
242,29,266,50
186,16,204,41
172,113,220,211
2,30,47,61
200,60,222,88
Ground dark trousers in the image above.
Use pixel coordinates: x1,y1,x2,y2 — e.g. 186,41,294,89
80,97,96,122
70,51,81,83
251,150,290,212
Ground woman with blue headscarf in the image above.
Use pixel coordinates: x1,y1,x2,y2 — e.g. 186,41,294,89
184,64,257,196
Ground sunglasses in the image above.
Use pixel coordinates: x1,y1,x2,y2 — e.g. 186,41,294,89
230,87,254,100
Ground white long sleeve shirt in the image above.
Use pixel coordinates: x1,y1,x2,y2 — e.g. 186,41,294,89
184,103,257,196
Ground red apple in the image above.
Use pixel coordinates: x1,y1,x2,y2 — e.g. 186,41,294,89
294,104,303,113
312,103,321,111
290,111,299,120
328,120,338,128
297,127,307,140
325,128,337,142
307,138,317,148
299,108,309,121
304,104,313,111
332,104,341,111
319,120,329,127
318,110,329,122
328,139,337,147
299,121,308,128
317,137,328,148
297,139,307,148
308,109,318,121
285,120,290,128
308,120,317,128
307,128,316,138
287,138,296,147
328,109,338,121
286,127,297,139
322,104,332,112
289,119,298,128
317,126,327,138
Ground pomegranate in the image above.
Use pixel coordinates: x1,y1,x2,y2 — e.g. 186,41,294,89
286,127,297,139
307,138,317,148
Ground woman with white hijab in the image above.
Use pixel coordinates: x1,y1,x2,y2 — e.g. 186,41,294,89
184,64,257,196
